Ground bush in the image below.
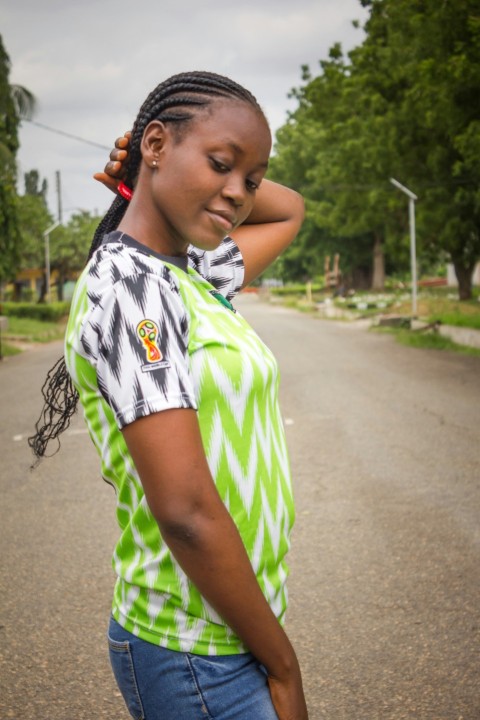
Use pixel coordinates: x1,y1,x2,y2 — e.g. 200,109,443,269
1,301,70,321
270,283,324,296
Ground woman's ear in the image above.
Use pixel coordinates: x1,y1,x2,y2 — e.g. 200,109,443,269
141,121,167,169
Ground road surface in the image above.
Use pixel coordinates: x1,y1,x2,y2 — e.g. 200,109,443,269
1,294,479,719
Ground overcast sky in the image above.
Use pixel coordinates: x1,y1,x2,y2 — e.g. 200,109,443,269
2,0,367,221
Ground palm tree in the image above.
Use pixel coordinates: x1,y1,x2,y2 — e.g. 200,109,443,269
10,83,37,120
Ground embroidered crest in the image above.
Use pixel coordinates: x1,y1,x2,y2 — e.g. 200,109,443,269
136,319,170,372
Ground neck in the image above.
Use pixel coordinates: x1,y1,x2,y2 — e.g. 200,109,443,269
117,194,189,258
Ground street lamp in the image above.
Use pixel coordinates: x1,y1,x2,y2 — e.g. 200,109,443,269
389,178,418,317
43,221,61,303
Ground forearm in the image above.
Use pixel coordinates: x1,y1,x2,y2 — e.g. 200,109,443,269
242,178,304,226
231,180,305,285
159,499,299,680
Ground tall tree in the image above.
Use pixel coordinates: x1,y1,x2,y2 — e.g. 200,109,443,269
272,1,480,298
10,83,36,121
24,169,48,202
0,34,37,284
271,47,394,288
355,0,480,299
0,35,21,283
17,171,52,274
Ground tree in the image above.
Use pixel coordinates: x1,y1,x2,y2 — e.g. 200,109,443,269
352,0,480,299
271,1,480,298
10,84,36,121
24,169,47,201
0,34,37,284
386,0,480,299
51,210,100,300
17,171,53,275
0,35,21,283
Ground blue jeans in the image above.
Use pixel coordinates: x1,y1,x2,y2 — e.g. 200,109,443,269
107,616,279,719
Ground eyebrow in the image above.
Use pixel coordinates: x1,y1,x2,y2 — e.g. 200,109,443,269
224,141,269,169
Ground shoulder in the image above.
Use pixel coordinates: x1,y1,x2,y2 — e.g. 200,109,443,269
70,243,188,354
187,236,245,300
85,242,183,303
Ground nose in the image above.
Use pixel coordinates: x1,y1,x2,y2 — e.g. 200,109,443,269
221,173,247,208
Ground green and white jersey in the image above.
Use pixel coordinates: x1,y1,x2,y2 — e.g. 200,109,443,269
65,232,295,655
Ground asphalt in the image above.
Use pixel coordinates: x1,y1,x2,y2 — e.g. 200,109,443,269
1,293,479,719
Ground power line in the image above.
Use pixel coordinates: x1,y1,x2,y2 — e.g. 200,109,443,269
23,118,111,151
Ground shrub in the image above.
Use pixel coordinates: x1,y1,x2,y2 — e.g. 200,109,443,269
270,283,324,296
1,301,70,322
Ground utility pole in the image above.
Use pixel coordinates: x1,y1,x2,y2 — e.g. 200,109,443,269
43,221,61,303
389,178,418,317
56,170,63,223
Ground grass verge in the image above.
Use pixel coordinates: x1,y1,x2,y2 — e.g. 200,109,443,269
269,286,480,329
1,342,23,357
3,316,67,343
373,326,480,356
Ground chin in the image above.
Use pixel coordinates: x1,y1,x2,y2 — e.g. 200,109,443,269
190,234,226,252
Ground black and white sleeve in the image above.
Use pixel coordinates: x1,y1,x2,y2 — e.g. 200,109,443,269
87,270,197,429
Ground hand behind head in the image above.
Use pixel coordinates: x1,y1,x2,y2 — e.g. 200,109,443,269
94,131,131,193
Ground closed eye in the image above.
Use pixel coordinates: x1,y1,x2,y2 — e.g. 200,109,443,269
210,156,261,192
210,157,230,173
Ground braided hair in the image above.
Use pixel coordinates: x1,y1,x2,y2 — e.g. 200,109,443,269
28,71,265,461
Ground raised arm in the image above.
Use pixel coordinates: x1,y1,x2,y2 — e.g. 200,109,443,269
231,178,304,287
122,408,308,720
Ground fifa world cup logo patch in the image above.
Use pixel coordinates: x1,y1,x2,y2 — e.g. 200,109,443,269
137,319,163,363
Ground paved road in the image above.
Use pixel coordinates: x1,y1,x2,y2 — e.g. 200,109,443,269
1,294,479,719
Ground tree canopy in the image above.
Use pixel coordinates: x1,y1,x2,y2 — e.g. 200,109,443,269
0,34,21,283
270,0,480,299
16,170,53,274
51,210,101,300
0,34,39,284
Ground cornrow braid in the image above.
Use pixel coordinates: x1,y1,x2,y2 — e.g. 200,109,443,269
29,71,265,461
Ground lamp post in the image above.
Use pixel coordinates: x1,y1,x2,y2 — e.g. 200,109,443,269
43,221,61,303
389,178,418,317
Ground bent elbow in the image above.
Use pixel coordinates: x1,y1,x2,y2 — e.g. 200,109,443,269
159,516,201,547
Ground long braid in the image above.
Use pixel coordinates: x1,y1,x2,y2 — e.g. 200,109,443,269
29,71,265,461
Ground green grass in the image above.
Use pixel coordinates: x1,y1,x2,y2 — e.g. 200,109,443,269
392,295,480,329
270,283,324,297
269,284,480,330
374,326,480,356
427,311,480,330
4,316,67,343
0,342,22,357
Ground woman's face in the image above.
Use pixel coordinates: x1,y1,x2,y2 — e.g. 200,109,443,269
140,100,272,254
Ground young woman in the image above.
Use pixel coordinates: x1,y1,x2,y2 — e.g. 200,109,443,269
30,71,307,720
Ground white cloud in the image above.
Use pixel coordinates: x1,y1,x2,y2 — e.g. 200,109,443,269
2,0,367,219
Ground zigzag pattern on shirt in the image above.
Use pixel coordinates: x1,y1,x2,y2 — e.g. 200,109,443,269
65,237,294,656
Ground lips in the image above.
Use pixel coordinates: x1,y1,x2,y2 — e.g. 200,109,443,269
206,209,236,232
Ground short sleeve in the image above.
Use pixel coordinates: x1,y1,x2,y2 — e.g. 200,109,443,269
84,270,197,428
187,236,245,301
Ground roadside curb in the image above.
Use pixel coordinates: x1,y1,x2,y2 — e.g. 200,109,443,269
436,324,480,349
